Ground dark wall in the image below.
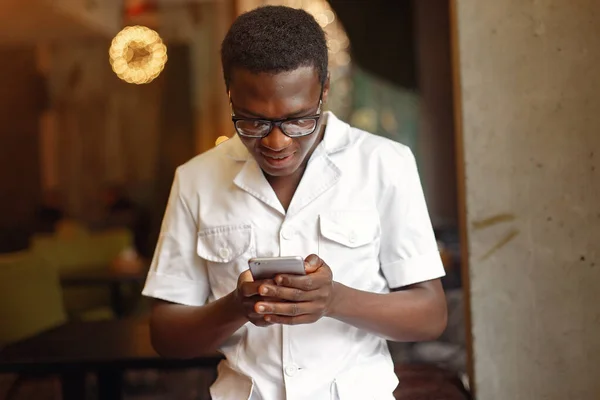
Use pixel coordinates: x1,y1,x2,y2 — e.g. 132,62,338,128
414,0,457,227
0,47,45,252
328,0,417,90
327,0,458,227
150,44,196,249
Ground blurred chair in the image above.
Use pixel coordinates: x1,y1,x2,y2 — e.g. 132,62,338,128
30,228,134,320
54,219,89,240
89,228,135,267
0,251,67,347
31,227,132,273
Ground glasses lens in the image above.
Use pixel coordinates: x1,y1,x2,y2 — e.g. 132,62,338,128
281,119,318,137
235,120,271,137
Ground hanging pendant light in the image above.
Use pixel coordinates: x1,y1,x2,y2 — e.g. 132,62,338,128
109,25,167,84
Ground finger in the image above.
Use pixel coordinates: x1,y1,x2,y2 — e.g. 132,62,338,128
240,281,261,297
264,314,319,326
238,270,258,297
238,269,254,283
275,269,331,291
304,254,324,274
249,316,273,327
240,279,275,297
249,312,275,320
241,296,259,312
242,296,280,310
255,301,319,317
258,284,321,302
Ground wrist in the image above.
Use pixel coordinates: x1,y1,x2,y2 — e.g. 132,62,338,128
327,281,347,319
225,290,248,322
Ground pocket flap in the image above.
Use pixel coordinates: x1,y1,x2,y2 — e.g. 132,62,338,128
319,211,380,248
197,225,252,263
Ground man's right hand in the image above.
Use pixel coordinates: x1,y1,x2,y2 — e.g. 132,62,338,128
234,270,275,327
150,271,273,358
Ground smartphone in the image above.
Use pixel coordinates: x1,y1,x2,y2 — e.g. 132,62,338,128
248,256,306,280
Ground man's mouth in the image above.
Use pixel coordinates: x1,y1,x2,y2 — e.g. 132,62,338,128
263,154,292,160
260,152,295,168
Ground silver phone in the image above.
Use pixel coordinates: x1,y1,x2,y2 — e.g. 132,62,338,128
248,256,306,280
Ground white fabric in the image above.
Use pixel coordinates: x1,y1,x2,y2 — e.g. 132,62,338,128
142,112,445,400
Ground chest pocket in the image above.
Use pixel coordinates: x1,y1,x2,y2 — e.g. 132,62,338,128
197,224,255,300
318,210,381,288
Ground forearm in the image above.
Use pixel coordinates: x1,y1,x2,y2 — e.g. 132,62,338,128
328,280,447,342
149,291,247,358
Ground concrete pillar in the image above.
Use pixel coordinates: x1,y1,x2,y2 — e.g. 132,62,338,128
453,0,600,398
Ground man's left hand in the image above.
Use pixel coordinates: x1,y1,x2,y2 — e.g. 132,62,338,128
254,254,335,325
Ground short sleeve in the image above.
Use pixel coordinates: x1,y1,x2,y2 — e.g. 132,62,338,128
377,144,445,289
142,168,210,306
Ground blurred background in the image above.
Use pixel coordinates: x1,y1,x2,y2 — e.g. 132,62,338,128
0,0,458,254
0,1,465,398
1,0,599,399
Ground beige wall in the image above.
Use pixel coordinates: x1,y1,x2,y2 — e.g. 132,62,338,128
54,0,121,36
0,0,120,44
454,0,600,398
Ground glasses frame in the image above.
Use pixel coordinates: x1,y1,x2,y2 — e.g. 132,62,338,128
229,93,323,139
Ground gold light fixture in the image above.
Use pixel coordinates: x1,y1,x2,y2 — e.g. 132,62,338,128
109,25,167,84
215,136,230,146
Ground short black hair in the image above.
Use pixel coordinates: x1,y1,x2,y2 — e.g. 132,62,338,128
221,5,328,89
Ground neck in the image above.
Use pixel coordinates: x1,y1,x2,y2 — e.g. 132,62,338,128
265,123,326,210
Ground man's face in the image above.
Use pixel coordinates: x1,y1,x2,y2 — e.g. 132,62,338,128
228,66,329,178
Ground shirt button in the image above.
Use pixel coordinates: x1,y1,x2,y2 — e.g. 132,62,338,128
348,231,357,244
284,364,298,377
281,227,295,240
219,247,231,259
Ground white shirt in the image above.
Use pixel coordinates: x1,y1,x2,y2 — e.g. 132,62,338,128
142,112,445,400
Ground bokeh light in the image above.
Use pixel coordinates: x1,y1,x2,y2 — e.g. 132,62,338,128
109,26,168,85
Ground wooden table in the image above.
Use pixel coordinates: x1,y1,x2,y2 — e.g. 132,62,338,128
60,268,148,318
0,318,223,400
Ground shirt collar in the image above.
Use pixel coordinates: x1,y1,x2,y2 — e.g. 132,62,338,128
223,111,356,162
223,134,249,161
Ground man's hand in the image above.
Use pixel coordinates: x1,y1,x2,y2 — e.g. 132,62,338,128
234,270,276,327
253,254,336,325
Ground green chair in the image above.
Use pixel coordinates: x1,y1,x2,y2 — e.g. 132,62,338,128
30,228,134,320
0,251,67,347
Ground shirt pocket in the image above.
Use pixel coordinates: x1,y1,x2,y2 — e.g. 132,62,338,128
197,224,256,300
318,210,381,287
333,364,397,400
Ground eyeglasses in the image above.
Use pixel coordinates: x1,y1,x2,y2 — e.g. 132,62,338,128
229,93,323,138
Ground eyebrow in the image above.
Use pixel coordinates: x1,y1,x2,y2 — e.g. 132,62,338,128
233,105,317,119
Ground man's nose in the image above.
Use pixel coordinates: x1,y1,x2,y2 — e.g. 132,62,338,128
260,125,292,151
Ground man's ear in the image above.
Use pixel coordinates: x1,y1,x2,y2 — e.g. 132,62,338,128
321,73,331,104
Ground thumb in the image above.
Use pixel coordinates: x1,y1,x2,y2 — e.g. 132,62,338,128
238,269,254,283
304,254,323,274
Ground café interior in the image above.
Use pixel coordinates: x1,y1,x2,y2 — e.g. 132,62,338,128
1,0,598,399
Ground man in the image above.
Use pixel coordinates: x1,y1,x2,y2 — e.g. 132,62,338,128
143,5,447,400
